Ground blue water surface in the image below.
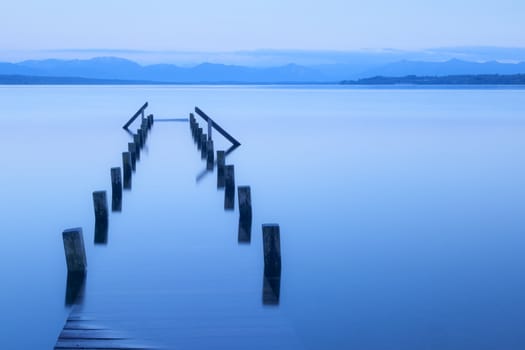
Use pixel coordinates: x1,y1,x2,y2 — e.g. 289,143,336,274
1,85,525,349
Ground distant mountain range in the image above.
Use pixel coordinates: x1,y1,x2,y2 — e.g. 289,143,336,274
1,57,525,83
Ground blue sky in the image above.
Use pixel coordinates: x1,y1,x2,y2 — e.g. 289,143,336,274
1,0,524,52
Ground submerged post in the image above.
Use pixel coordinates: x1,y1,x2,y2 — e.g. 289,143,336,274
62,228,87,274
206,140,214,170
110,168,122,211
92,191,108,224
224,165,235,210
262,224,281,277
217,150,225,188
122,152,132,189
128,142,136,171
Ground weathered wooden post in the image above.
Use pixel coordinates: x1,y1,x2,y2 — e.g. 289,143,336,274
137,129,144,149
122,152,132,189
190,113,195,133
262,224,281,304
224,165,235,210
140,124,147,144
92,191,108,224
196,128,203,148
238,187,252,243
206,140,214,170
110,167,122,212
207,118,213,140
128,142,136,171
262,224,281,276
62,228,87,274
141,120,148,140
191,121,197,141
217,150,225,188
133,135,141,159
200,134,207,159
147,114,154,129
238,186,252,220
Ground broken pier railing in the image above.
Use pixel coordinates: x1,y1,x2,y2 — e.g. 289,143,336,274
189,107,281,304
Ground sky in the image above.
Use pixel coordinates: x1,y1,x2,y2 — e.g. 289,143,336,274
0,0,524,53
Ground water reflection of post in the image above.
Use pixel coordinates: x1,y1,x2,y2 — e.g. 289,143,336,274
262,275,281,305
238,217,252,244
65,272,86,306
262,224,282,305
94,220,108,245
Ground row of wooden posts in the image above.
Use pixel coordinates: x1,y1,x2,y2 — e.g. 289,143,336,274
62,112,154,289
189,112,282,303
61,104,282,305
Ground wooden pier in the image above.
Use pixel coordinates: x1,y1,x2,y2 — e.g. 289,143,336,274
55,104,288,349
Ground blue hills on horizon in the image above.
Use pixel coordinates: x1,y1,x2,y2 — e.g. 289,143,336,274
1,56,525,83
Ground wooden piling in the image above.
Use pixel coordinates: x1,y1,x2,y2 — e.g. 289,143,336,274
207,119,213,140
192,121,197,141
128,142,136,171
262,224,281,277
217,150,225,188
133,135,141,159
200,134,207,159
92,191,108,223
197,128,203,149
140,124,147,144
147,114,154,128
238,186,252,220
110,168,122,212
190,113,195,131
206,140,214,170
62,228,87,274
224,165,235,210
122,152,132,189
137,129,144,149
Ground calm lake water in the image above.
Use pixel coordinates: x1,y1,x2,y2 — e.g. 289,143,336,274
1,85,525,349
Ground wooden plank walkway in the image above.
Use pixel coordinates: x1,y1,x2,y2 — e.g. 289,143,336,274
54,308,152,349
